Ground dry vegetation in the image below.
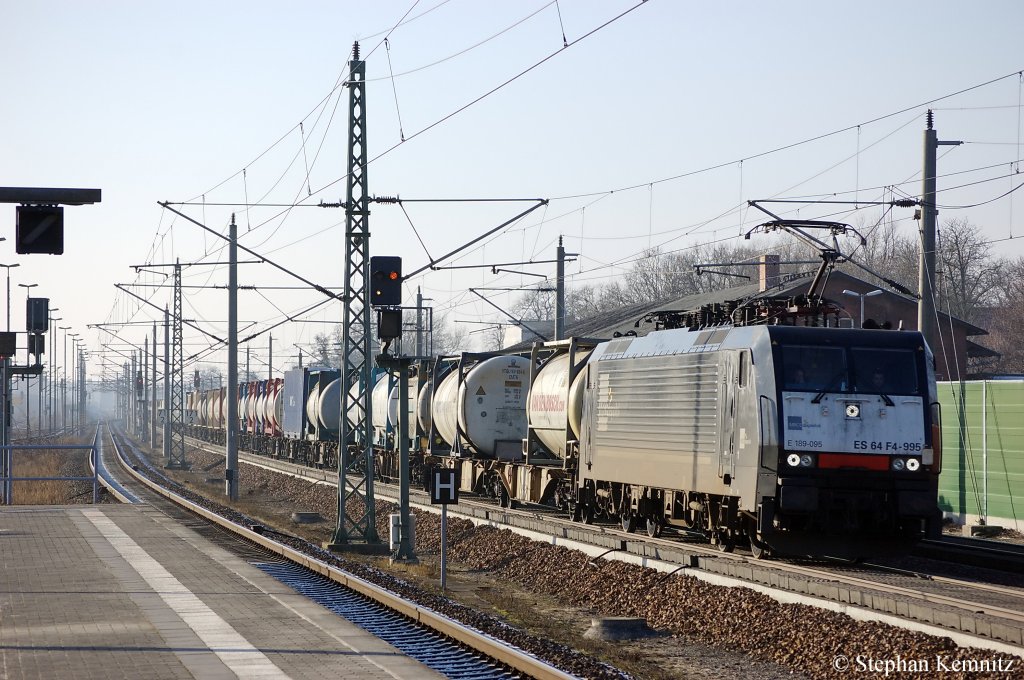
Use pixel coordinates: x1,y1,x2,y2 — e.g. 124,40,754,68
8,437,106,504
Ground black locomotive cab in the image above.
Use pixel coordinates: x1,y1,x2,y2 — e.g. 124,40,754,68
766,326,941,557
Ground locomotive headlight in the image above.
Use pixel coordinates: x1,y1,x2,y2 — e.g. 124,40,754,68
906,458,921,471
891,458,906,471
845,403,861,418
800,454,815,468
787,453,801,467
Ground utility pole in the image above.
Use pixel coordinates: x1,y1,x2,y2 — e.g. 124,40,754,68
163,307,171,465
48,311,60,432
556,237,565,340
416,288,423,357
330,41,382,549
151,326,157,448
554,236,579,341
130,350,136,435
918,110,962,355
78,348,85,428
141,336,148,440
226,214,239,500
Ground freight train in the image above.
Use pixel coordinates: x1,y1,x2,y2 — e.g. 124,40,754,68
170,294,941,560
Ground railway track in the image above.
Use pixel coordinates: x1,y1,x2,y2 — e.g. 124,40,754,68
172,431,1024,656
913,535,1024,574
101,422,624,680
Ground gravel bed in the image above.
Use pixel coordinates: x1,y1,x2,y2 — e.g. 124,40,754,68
144,444,1024,680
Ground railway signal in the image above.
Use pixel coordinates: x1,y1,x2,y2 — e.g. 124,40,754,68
370,256,402,307
16,206,64,254
0,187,101,256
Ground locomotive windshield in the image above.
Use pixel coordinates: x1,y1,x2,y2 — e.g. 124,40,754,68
848,347,919,395
782,346,846,391
782,345,919,395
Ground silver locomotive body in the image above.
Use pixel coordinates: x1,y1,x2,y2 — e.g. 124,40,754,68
574,324,940,558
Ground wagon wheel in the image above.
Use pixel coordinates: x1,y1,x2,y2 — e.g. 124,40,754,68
495,478,511,508
715,529,735,553
645,517,663,538
581,501,594,524
619,486,638,533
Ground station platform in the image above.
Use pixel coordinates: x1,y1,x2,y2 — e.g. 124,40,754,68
0,504,443,680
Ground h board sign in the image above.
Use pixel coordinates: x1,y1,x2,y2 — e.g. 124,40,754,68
430,469,458,505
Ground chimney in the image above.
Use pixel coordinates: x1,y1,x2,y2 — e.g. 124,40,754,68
759,254,780,292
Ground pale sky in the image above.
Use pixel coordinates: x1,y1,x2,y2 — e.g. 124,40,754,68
2,0,1022,384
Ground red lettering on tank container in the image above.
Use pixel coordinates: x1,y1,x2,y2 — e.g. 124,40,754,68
530,394,566,412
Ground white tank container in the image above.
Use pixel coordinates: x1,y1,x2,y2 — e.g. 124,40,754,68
431,355,529,456
387,377,419,435
527,352,590,457
417,380,434,433
203,390,212,428
371,376,392,435
318,378,341,431
256,392,267,429
264,381,281,430
335,374,385,428
431,371,461,447
274,387,284,429
305,381,321,430
210,391,223,428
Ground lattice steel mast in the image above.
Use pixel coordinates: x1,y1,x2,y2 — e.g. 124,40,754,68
329,41,380,546
167,259,187,468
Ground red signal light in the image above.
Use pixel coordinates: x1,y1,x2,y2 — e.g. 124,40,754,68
388,271,399,281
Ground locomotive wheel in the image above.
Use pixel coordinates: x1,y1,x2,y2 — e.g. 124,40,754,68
745,517,770,559
621,512,637,533
715,529,735,553
645,518,662,538
750,539,769,560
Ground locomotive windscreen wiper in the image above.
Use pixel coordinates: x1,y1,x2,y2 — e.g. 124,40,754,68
878,392,895,407
811,369,847,404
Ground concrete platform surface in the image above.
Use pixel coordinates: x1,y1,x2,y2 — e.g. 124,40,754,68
0,504,443,679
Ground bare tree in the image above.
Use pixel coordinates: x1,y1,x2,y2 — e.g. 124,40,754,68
623,247,693,301
483,323,507,351
431,314,468,355
194,364,223,390
310,325,343,367
512,284,555,321
973,256,1023,373
937,218,1003,325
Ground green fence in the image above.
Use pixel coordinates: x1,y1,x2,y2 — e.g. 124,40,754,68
936,380,1024,530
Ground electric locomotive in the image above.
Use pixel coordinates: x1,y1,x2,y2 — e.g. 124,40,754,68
571,320,941,559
